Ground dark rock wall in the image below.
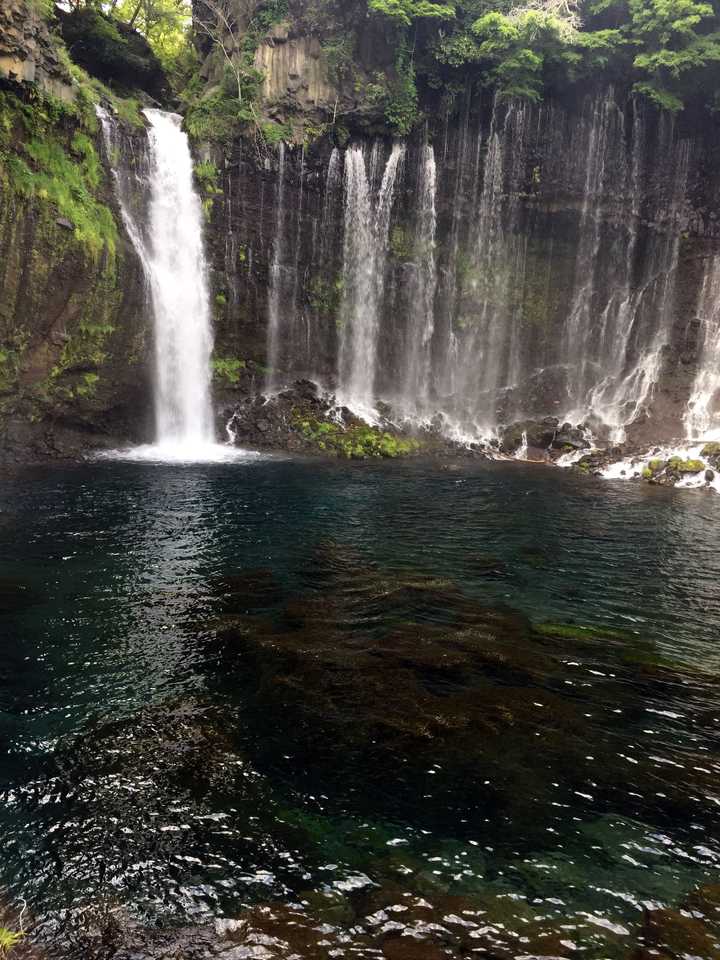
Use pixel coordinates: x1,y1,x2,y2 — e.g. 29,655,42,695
201,86,720,441
0,92,152,461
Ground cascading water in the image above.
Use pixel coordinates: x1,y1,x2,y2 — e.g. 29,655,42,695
180,84,710,469
686,255,720,440
442,98,530,436
398,143,437,414
99,108,245,461
338,142,405,410
144,110,215,450
266,142,286,392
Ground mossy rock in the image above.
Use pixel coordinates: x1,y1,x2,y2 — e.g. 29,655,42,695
667,456,704,474
700,442,720,458
293,412,421,459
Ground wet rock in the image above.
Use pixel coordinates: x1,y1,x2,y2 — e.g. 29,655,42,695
499,417,559,453
551,424,589,451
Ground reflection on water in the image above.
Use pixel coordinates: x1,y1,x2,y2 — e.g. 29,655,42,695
0,458,719,957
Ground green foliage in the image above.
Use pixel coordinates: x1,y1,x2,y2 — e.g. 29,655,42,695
322,33,357,84
212,356,246,384
627,0,720,108
184,91,243,142
0,91,117,261
369,0,456,27
385,45,420,133
261,119,294,144
0,927,23,955
194,160,222,193
308,275,344,315
294,413,421,458
429,0,720,109
113,0,191,78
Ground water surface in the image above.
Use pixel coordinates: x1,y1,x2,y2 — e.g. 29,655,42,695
1,458,719,956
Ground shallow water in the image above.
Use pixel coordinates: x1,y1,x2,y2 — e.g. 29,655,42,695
1,457,719,956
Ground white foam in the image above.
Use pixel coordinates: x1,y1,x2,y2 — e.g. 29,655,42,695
97,443,263,465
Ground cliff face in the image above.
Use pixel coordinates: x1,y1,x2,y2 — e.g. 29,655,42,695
197,81,720,445
0,0,74,100
0,170,151,461
0,10,153,462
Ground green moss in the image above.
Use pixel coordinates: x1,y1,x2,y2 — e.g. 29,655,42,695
75,371,100,397
642,467,652,479
700,442,720,458
212,356,246,384
648,458,665,472
389,225,414,261
293,413,421,459
307,276,343,316
0,90,117,261
667,456,704,473
214,292,227,306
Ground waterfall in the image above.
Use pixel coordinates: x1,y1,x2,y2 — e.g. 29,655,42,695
562,91,618,417
399,143,437,413
686,256,720,440
143,110,215,449
98,108,242,461
266,142,286,392
337,142,405,409
448,98,530,434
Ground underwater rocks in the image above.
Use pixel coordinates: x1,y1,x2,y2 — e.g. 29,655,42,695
32,878,720,959
209,548,720,844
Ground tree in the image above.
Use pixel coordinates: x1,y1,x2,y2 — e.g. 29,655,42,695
368,0,457,25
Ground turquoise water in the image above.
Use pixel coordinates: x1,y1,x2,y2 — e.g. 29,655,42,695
1,457,719,956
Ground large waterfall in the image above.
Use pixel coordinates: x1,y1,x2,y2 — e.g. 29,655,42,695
143,110,215,452
256,89,703,447
99,108,237,461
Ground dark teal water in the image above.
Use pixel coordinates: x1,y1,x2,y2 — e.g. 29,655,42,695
1,457,719,956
